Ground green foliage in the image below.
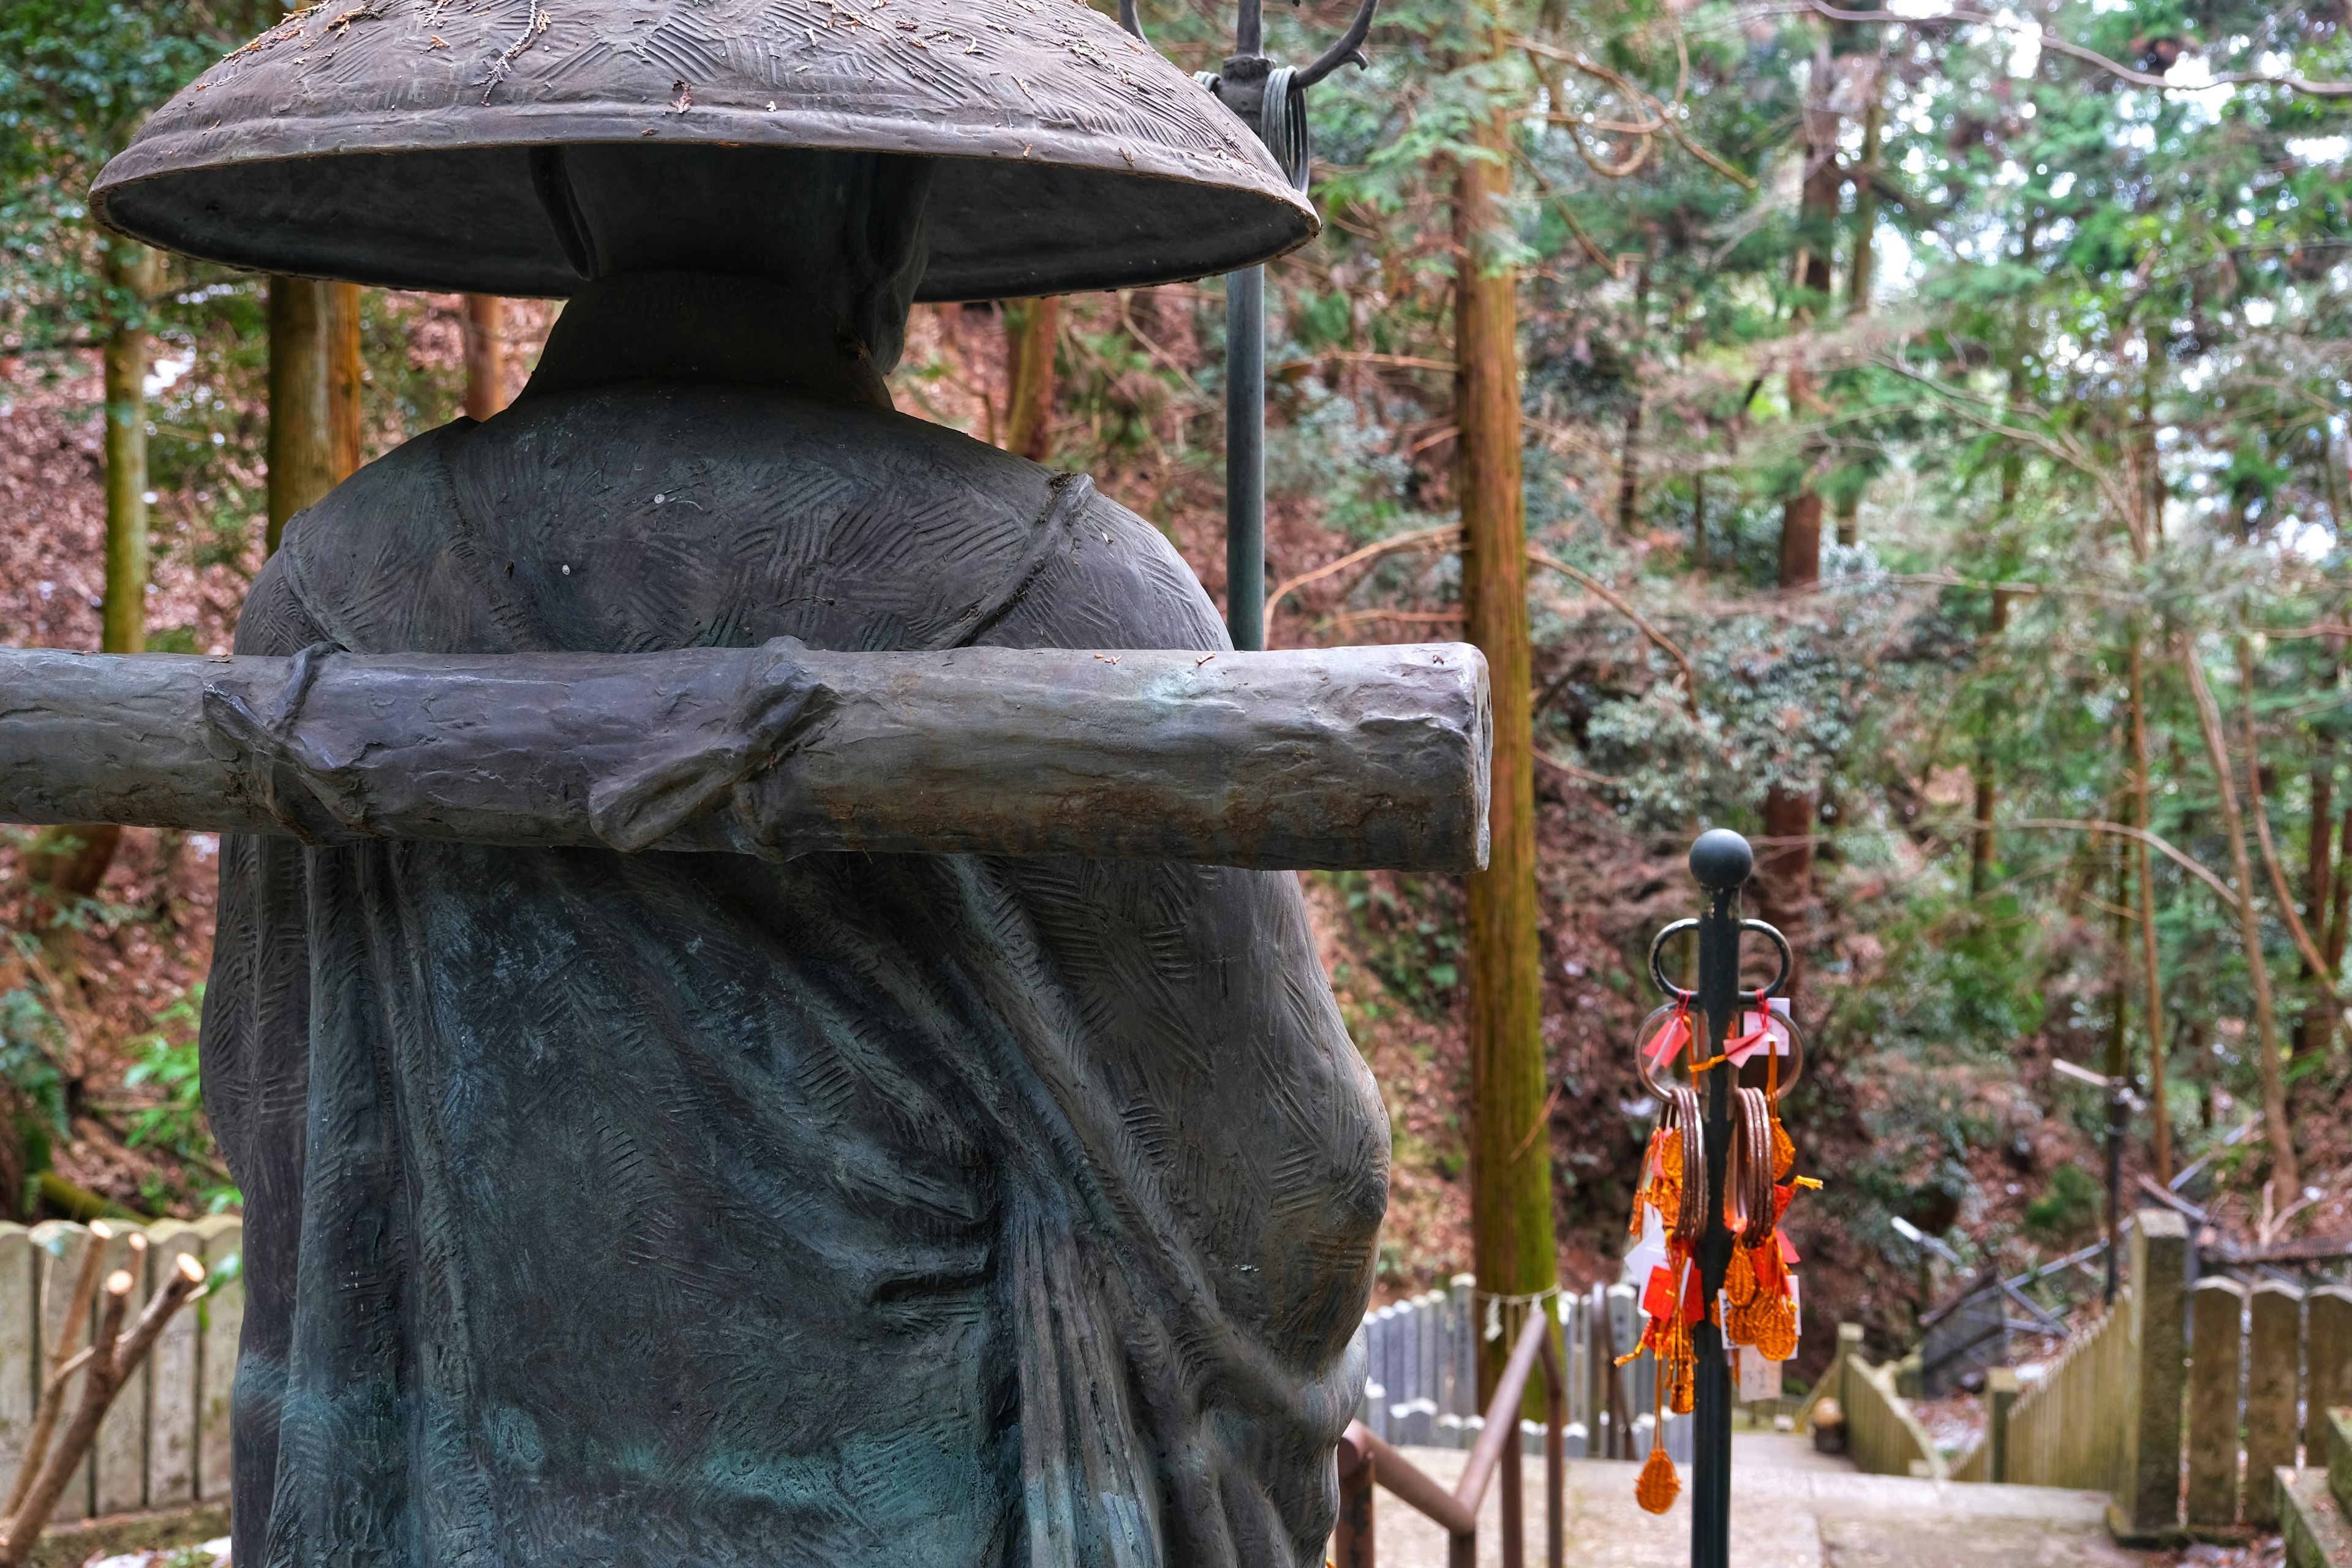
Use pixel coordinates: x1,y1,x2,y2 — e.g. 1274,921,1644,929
1321,871,1464,1020
0,976,69,1147
2024,1165,2104,1243
123,983,203,1159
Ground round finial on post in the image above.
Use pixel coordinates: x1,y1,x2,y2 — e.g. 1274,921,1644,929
1689,828,1754,891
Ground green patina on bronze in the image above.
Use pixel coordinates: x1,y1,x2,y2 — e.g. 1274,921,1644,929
77,7,1409,1564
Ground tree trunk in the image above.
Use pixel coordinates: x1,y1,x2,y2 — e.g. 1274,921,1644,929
33,238,156,921
1779,358,1823,590
2127,637,2170,1182
99,238,157,657
326,282,364,482
1691,470,1707,574
1616,261,1649,535
1616,394,1643,535
2105,849,2130,1278
2331,800,2352,976
267,276,336,554
1847,89,1882,320
1970,589,2010,897
2295,644,2339,1063
2296,746,2334,1058
462,295,509,422
2180,643,2297,1200
1455,104,1558,1400
1003,296,1060,463
1766,353,1823,944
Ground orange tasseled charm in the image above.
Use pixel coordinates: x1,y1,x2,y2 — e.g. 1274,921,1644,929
1636,1445,1681,1513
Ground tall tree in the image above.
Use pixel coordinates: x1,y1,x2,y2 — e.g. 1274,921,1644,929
267,276,336,552
0,0,263,916
326,281,363,481
1455,45,1557,1395
1003,297,1061,464
462,295,509,422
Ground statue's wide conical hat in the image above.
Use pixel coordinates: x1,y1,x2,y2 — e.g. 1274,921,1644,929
91,0,1315,300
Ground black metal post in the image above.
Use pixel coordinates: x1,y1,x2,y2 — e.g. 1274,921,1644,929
1686,829,1752,1568
1226,264,1265,651
2103,1080,2124,1305
1161,0,1373,652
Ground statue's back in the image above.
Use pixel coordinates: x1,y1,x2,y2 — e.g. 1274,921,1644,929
203,385,1388,1568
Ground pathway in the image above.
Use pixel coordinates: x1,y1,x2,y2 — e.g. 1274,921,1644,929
1355,1434,2151,1568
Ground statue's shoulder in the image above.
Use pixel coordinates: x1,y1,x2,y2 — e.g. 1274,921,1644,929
263,421,511,654
269,384,1204,655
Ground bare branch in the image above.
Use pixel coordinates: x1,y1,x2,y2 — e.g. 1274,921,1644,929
1526,549,1702,716
2004,818,2242,911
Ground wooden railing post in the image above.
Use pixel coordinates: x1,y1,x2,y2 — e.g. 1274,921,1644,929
2309,1286,2352,1463
2244,1280,2305,1528
1542,1330,1564,1568
1986,1368,2018,1484
1499,1423,1522,1568
2113,1210,2187,1544
2186,1276,2245,1529
1333,1423,1373,1568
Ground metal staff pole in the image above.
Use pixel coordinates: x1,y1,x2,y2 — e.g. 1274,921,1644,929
1656,827,1788,1568
1227,263,1266,650
1133,0,1375,652
1689,829,1746,1568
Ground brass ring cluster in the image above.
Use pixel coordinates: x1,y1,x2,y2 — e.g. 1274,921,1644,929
1663,1087,1706,1245
1728,1087,1777,1248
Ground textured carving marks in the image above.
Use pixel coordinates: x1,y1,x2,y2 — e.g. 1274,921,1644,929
91,0,1316,298
0,641,1491,872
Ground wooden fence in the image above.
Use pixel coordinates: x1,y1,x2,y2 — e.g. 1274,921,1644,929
1992,1289,2135,1496
1932,1210,2228,1542
1831,1323,1945,1480
0,1218,244,1521
2181,1275,2352,1531
1357,1276,1697,1461
1935,1208,2352,1540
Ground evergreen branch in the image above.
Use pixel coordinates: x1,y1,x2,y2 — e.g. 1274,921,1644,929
1795,1,2352,99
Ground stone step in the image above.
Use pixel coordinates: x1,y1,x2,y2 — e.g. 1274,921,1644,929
2282,1468,2352,1568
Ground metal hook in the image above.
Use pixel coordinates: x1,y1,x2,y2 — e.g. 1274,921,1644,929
1293,0,1378,86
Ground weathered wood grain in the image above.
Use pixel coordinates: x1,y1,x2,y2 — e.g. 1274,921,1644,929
143,1225,205,1507
192,1218,241,1505
30,1224,92,1524
91,1226,149,1514
0,643,1490,872
0,1228,32,1496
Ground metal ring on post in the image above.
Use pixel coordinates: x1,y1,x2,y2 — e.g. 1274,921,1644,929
1645,919,1698,1002
1647,917,1794,1005
1735,919,1793,1002
1633,1003,1807,1103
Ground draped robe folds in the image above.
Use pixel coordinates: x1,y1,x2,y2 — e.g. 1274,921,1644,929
201,379,1388,1568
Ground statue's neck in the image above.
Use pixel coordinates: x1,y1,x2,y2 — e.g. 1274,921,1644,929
516,273,896,411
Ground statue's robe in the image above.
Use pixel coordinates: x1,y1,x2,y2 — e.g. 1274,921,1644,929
202,379,1387,1568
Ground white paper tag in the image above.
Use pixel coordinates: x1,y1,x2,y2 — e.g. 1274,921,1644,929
1738,1346,1783,1403
1623,1204,1668,1298
1730,999,1794,1065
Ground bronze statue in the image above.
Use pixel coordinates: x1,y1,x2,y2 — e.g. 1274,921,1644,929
0,3,1487,1562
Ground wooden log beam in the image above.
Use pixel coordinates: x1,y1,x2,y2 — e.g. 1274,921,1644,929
0,643,1490,873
